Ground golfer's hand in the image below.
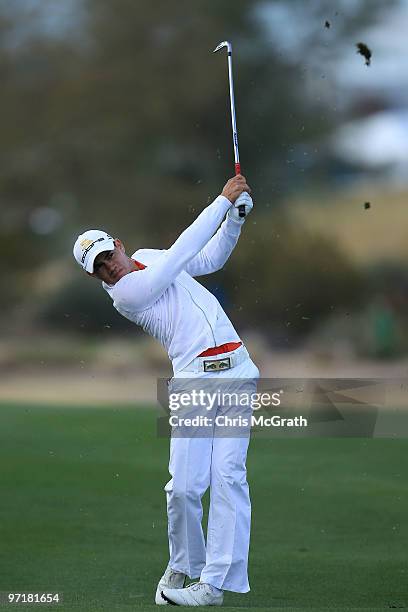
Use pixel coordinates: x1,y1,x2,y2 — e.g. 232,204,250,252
221,174,251,204
228,192,253,223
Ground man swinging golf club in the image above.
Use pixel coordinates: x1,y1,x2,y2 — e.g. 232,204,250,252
73,173,259,606
74,40,259,607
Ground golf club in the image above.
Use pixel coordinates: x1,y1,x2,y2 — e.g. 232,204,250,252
213,40,246,218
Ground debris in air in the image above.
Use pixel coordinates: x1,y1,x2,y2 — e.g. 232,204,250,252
325,20,330,28
364,201,371,210
356,42,372,66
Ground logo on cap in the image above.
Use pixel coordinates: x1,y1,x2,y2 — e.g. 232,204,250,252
80,238,94,251
80,236,111,264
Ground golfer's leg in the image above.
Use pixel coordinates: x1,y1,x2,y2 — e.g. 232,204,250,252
201,359,258,593
165,435,212,579
201,431,251,593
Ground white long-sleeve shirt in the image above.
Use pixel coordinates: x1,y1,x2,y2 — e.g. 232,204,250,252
103,195,243,374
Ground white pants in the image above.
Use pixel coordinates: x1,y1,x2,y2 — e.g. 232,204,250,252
164,352,259,593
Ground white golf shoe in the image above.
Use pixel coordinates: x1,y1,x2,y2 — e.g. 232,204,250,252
161,581,224,606
155,565,186,605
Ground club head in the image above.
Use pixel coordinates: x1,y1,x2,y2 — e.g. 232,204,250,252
213,40,232,53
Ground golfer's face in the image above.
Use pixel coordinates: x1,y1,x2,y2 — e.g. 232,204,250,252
92,244,131,284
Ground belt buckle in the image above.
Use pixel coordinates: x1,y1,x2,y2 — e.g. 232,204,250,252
203,357,231,372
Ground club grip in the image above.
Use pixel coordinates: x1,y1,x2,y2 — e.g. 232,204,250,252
234,162,246,218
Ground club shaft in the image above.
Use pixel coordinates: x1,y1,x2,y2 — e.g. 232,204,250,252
226,50,240,170
226,47,245,217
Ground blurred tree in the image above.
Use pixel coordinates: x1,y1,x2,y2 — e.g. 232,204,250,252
221,215,366,344
39,274,137,335
0,0,395,337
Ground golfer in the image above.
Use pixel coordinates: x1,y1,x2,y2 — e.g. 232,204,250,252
73,174,259,606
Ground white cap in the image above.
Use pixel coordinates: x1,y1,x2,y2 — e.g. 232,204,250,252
73,229,115,273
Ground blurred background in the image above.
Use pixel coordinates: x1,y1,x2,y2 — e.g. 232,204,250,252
1,0,408,404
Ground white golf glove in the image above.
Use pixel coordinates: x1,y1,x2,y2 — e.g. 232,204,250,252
228,191,253,223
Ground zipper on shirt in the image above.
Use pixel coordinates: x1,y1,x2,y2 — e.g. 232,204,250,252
181,284,217,347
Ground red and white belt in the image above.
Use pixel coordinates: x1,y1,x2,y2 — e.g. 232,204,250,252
197,341,242,357
182,342,246,373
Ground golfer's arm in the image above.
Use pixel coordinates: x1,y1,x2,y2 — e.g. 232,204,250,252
184,216,242,277
113,195,231,311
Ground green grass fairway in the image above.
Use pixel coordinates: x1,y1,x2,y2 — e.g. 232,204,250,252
0,402,407,611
